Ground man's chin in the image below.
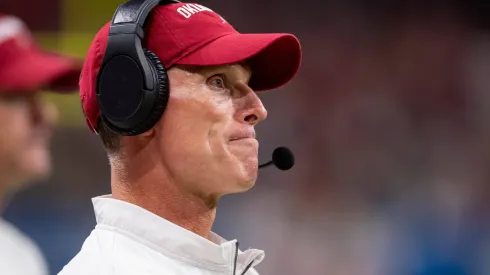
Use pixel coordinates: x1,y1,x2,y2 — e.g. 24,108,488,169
6,169,50,194
21,163,51,181
239,161,259,189
231,175,257,194
240,179,257,192
14,156,52,187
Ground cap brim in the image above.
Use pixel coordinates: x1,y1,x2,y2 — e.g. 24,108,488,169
175,33,302,91
1,50,82,93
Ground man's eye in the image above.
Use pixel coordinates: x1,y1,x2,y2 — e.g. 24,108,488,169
208,75,226,89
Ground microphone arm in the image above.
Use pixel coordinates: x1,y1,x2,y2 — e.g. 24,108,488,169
258,160,273,169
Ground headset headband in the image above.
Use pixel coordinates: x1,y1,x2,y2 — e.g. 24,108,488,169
101,0,179,90
110,0,180,36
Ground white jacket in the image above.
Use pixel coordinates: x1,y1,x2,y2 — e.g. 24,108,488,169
0,218,48,275
58,195,264,275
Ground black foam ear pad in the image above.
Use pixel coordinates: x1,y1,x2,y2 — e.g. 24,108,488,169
122,49,170,136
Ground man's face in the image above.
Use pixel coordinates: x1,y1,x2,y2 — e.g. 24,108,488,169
152,63,267,198
0,92,58,191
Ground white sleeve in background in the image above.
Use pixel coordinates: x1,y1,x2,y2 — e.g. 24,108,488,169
0,218,49,275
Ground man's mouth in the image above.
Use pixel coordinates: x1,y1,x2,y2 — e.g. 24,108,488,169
229,128,256,141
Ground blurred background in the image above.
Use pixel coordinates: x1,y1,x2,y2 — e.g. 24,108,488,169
3,0,490,274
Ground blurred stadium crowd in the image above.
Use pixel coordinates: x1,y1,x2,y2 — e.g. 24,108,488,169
3,0,490,274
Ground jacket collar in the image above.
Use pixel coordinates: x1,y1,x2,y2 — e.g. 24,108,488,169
92,195,264,271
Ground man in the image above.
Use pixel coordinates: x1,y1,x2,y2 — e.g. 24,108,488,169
59,1,301,275
0,14,82,275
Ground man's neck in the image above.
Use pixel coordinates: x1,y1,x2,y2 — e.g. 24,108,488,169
0,190,4,214
0,180,15,214
110,162,217,240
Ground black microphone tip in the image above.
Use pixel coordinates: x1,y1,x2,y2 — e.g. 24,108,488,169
272,146,295,171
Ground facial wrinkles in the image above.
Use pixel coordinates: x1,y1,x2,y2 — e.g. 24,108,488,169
207,90,233,162
204,81,233,159
171,69,226,155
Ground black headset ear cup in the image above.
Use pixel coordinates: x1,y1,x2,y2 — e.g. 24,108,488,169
122,49,169,136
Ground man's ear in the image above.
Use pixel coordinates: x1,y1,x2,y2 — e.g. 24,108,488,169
139,126,155,137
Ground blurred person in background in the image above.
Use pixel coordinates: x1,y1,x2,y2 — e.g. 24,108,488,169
58,1,300,275
0,14,81,275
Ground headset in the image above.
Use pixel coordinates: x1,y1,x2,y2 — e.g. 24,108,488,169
96,0,181,136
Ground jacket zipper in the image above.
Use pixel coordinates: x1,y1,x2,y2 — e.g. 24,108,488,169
232,241,255,275
240,260,254,275
232,241,239,275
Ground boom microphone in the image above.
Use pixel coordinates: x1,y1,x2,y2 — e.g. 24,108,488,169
259,147,295,171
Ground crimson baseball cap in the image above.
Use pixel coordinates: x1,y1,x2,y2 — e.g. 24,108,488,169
80,2,302,133
0,15,82,93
